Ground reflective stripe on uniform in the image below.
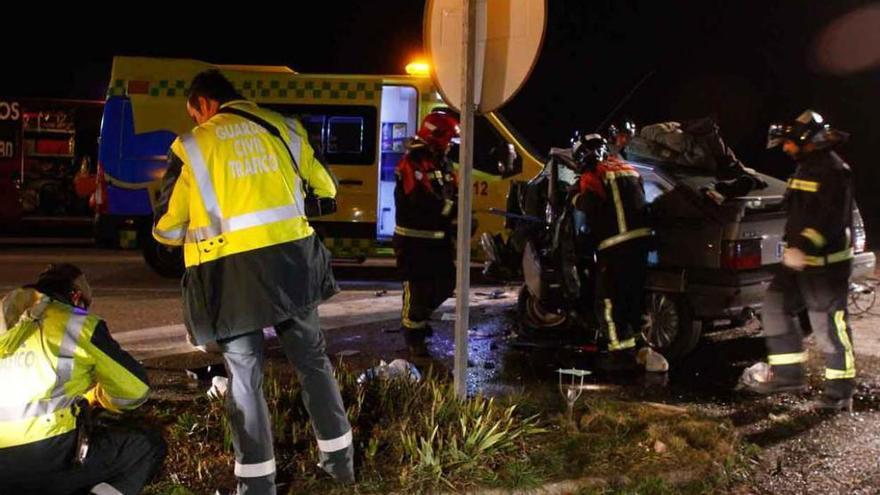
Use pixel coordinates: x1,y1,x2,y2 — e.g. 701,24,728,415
607,177,628,233
0,394,76,422
597,227,653,251
402,319,426,329
281,121,312,204
90,482,124,495
50,313,88,399
401,282,426,329
186,204,304,242
603,170,640,180
803,247,854,267
787,178,819,193
394,226,446,239
603,299,619,347
317,429,353,453
608,337,636,352
826,368,855,380
152,224,187,243
234,458,277,478
441,199,454,216
768,352,808,366
826,310,855,380
285,123,303,168
107,394,147,409
800,228,827,248
181,134,223,222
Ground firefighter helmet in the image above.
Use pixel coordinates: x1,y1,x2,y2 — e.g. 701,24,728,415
417,111,460,152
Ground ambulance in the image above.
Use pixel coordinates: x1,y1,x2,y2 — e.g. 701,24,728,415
96,56,542,276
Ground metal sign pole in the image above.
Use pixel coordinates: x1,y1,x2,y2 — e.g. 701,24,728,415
453,0,477,399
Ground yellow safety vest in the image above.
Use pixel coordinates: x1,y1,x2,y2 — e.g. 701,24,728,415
153,100,337,267
0,293,148,449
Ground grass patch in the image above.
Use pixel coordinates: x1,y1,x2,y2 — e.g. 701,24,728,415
138,364,750,493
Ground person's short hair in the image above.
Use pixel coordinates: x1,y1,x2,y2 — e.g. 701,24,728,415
35,263,91,304
186,69,244,106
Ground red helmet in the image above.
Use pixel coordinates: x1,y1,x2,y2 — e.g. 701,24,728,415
416,111,460,151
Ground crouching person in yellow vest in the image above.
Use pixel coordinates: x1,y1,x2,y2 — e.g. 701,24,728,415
153,70,353,494
0,264,165,495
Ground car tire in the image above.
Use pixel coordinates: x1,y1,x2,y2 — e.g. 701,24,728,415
139,227,185,278
515,285,570,338
641,291,700,360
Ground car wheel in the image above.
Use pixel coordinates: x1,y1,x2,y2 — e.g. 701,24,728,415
641,292,700,360
515,285,569,338
139,228,185,278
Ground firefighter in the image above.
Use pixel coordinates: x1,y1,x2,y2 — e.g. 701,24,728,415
606,120,637,159
571,133,653,370
0,263,165,495
745,110,856,412
152,70,353,493
393,111,460,357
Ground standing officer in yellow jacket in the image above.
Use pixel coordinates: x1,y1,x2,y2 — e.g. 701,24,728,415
153,70,353,493
0,263,165,495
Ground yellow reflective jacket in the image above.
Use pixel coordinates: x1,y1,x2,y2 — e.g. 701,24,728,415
153,100,337,267
0,288,149,449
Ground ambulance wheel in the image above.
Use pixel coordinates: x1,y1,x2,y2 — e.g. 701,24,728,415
515,285,570,338
641,292,700,360
140,229,185,278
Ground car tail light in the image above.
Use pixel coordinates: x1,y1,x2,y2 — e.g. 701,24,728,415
854,231,866,254
853,224,867,254
721,239,762,270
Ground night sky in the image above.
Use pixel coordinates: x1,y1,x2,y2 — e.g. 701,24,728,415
3,1,878,222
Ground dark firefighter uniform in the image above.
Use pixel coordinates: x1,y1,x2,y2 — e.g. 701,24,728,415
153,97,353,493
573,155,652,352
763,149,855,399
0,288,164,495
393,137,458,350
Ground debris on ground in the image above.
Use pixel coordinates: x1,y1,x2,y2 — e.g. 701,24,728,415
737,362,771,390
357,359,422,384
185,364,227,382
475,289,507,300
637,347,670,373
206,376,228,399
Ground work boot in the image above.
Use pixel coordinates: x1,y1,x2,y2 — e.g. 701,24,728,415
320,447,356,485
595,348,639,372
811,380,855,413
809,395,854,413
741,365,807,395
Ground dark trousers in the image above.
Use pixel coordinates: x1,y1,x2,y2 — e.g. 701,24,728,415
763,262,855,399
594,240,649,351
0,427,166,495
394,236,456,335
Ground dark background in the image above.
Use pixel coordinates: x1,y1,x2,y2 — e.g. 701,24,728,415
2,1,877,223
